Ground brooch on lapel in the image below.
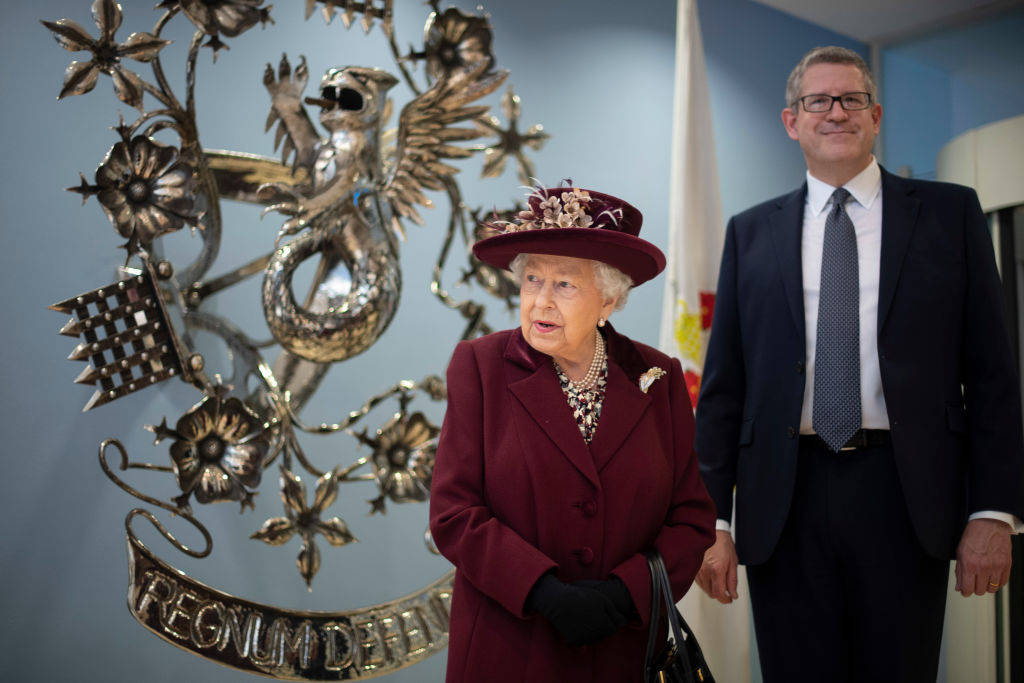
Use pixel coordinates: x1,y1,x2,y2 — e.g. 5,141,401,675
638,367,666,394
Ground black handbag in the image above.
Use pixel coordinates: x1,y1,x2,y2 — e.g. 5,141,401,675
643,550,715,683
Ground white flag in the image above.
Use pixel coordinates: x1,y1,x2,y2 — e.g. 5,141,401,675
659,2,752,682
659,0,723,402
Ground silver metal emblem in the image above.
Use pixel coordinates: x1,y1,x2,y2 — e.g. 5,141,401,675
44,0,548,677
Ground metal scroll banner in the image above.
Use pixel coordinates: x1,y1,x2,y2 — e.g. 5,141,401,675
44,0,548,677
127,533,454,679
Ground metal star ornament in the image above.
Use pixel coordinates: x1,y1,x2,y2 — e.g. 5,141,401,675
475,85,549,184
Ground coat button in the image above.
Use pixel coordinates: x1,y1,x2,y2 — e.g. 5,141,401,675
795,361,804,374
575,547,594,565
581,500,597,517
787,426,796,439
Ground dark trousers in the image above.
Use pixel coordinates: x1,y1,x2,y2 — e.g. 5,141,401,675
746,438,950,683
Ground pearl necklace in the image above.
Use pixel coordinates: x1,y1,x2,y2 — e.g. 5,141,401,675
556,329,606,391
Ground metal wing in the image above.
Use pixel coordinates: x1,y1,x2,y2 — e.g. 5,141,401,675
383,64,508,237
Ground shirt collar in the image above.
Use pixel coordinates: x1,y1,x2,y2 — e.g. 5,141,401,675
806,157,882,216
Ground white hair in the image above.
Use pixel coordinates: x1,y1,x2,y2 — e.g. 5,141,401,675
509,253,632,311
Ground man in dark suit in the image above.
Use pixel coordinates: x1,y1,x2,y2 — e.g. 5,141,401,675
694,46,1024,682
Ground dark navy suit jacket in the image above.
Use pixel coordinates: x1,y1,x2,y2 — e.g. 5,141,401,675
695,166,1024,565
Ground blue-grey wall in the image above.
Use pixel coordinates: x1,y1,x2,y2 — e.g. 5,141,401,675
697,0,865,219
4,2,679,682
3,1,1022,682
881,7,1024,179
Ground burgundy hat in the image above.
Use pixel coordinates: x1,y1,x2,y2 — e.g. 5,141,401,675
473,182,666,286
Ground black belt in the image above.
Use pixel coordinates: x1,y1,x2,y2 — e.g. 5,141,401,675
799,429,891,451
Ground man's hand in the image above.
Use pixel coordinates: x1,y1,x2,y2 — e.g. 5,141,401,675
695,530,740,604
955,518,1013,596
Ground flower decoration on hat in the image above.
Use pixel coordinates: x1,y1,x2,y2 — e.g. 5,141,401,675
484,182,624,235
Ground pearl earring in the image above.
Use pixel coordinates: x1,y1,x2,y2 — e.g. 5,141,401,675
598,318,605,328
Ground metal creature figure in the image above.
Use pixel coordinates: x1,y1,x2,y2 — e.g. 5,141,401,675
257,55,506,366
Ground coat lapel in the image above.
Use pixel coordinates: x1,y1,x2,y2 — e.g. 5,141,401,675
588,325,653,472
504,331,601,487
769,185,807,338
877,168,921,332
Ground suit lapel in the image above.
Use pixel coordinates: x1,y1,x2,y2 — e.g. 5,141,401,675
505,331,601,487
589,326,653,472
877,168,921,332
769,185,807,337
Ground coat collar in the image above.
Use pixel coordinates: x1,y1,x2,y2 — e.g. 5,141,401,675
502,321,650,382
769,184,808,338
503,323,656,482
769,166,921,337
592,324,656,471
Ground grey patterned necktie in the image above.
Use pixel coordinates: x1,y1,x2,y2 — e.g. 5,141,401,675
813,188,861,452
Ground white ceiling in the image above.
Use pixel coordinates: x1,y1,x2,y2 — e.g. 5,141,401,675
750,0,1024,44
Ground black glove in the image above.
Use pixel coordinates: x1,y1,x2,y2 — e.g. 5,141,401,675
574,577,637,621
525,573,626,646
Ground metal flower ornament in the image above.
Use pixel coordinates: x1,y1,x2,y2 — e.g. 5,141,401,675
174,0,273,54
356,408,439,515
44,0,549,678
43,0,170,109
252,465,357,588
421,6,495,83
72,129,201,251
149,392,271,510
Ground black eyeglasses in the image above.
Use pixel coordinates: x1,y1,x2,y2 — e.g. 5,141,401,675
793,92,872,113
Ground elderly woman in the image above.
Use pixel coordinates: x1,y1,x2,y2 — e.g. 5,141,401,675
429,182,716,682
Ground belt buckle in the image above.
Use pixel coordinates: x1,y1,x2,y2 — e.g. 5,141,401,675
839,429,864,450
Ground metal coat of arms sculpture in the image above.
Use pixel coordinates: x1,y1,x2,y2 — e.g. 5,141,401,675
43,0,548,678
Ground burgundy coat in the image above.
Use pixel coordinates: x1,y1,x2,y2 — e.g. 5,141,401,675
429,325,716,683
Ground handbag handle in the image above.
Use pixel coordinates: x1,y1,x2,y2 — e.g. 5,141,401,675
643,550,698,681
653,552,688,649
644,551,665,681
